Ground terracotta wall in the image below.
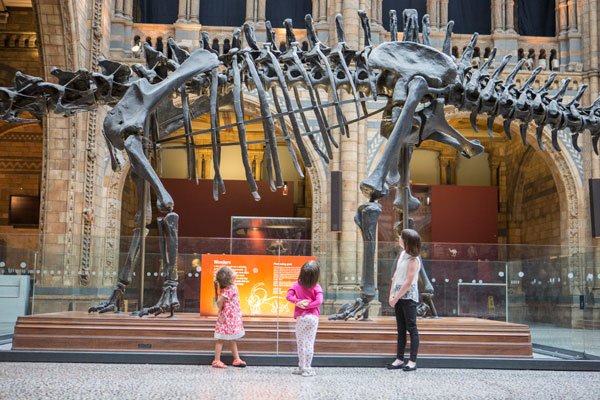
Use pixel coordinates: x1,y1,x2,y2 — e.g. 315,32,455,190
431,185,498,244
162,179,294,238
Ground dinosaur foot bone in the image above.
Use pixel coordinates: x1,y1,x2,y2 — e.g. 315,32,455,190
135,280,180,317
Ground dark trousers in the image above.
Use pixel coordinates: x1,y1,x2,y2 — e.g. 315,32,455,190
394,299,419,362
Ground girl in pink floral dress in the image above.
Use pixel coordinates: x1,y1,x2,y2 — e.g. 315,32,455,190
212,266,246,368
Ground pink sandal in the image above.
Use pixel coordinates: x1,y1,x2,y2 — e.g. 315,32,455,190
232,358,247,368
211,360,227,369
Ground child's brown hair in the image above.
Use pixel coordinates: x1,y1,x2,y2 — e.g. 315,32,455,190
400,228,421,257
298,260,320,288
214,266,235,303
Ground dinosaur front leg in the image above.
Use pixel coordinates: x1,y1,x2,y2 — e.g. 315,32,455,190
360,76,429,199
137,213,180,317
124,134,173,212
89,171,149,313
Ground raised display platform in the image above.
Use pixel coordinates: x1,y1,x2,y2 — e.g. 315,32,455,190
12,312,532,358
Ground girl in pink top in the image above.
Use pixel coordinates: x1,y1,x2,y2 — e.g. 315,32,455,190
286,260,323,377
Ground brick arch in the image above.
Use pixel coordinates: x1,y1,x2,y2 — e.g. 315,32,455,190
445,110,585,251
511,124,586,251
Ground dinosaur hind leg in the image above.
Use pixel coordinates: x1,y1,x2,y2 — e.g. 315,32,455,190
137,213,180,317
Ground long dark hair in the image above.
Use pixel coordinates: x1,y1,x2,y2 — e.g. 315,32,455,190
298,260,320,288
214,266,235,303
400,229,421,257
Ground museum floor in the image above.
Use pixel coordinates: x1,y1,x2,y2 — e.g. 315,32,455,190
0,361,598,399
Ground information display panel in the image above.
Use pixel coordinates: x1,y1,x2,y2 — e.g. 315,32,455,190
200,254,316,317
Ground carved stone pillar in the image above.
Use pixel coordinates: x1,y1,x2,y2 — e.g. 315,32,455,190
427,0,440,30
567,0,577,31
110,0,132,57
319,0,328,22
440,0,448,27
195,148,214,179
375,0,383,25
491,0,504,33
505,0,515,33
257,0,266,22
566,0,582,71
177,0,188,23
557,0,569,70
115,0,124,16
175,0,188,24
439,153,456,185
123,0,133,18
189,0,200,23
248,147,263,180
245,0,255,22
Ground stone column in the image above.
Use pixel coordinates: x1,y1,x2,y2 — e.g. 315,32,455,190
312,0,319,21
491,0,504,33
505,0,516,33
439,153,457,185
440,0,448,28
567,0,582,71
319,0,328,22
319,0,327,22
567,0,577,31
110,0,128,56
557,0,569,70
175,0,200,48
121,0,134,56
245,0,255,22
123,0,132,18
177,0,188,23
257,0,266,22
115,0,124,16
427,0,439,30
189,0,200,23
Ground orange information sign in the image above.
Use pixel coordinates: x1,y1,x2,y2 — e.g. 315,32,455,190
200,254,316,317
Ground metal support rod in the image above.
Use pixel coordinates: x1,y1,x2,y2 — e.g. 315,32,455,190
401,146,411,230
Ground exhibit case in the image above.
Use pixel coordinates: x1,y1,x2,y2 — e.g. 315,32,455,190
0,232,599,361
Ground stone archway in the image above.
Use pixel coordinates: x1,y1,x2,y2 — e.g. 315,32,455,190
443,111,586,251
508,124,587,251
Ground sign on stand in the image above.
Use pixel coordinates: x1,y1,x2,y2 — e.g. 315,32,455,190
200,254,316,317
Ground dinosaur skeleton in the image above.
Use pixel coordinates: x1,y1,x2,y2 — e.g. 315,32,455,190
0,8,598,319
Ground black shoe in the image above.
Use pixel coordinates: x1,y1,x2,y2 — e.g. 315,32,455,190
386,362,406,370
403,365,417,372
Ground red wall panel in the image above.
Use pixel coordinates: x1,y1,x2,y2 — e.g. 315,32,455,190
162,179,294,238
431,185,498,244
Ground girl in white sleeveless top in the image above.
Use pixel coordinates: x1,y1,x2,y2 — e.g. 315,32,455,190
386,228,421,372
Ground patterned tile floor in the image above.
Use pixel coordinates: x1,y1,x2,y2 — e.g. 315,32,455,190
0,362,599,400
